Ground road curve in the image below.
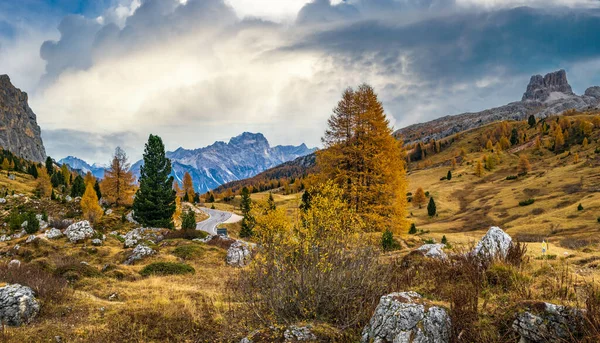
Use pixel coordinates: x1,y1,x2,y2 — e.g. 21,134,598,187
196,207,233,235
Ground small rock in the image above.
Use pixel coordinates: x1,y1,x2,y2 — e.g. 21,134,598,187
416,243,447,259
0,198,6,204
226,241,253,267
124,244,155,265
12,229,25,239
13,244,20,250
0,234,10,242
25,235,37,244
105,209,113,215
108,293,118,301
284,325,316,342
65,195,72,202
512,302,583,343
126,211,138,224
7,259,21,268
0,284,40,326
91,239,102,246
64,221,95,243
45,228,63,239
20,220,28,228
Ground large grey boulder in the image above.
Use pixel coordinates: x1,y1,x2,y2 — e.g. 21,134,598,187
512,302,583,343
0,284,40,326
124,244,155,265
361,291,451,343
64,221,95,243
45,228,63,239
226,241,253,267
416,243,447,259
473,226,512,259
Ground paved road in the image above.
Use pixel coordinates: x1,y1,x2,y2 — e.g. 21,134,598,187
196,207,233,235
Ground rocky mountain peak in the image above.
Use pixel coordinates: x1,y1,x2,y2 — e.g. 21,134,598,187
522,69,574,102
228,132,269,148
0,74,46,162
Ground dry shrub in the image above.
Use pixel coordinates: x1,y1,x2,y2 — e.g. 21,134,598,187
561,237,598,250
0,262,70,304
53,255,102,281
513,233,545,242
582,285,600,342
206,236,235,250
504,240,529,268
48,218,73,230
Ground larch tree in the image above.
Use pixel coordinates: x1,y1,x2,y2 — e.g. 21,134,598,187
554,127,565,152
582,137,589,148
84,171,95,188
81,183,103,223
36,167,52,198
132,135,176,229
517,154,531,175
475,160,484,177
316,84,408,233
61,164,71,186
413,187,427,209
1,158,9,170
182,172,195,203
486,139,493,150
574,152,579,164
101,147,136,206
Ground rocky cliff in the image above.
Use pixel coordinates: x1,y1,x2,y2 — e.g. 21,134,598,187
394,70,600,144
0,75,46,162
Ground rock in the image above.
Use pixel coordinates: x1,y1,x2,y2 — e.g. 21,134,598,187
13,244,20,250
25,235,36,243
416,243,447,259
12,230,25,239
64,221,95,243
0,284,40,326
20,220,28,228
473,226,512,259
108,293,118,301
512,302,583,343
123,228,165,248
361,291,451,343
125,211,138,224
7,174,15,180
226,241,253,267
0,198,6,204
91,239,103,246
124,244,155,265
0,75,47,162
7,260,20,268
284,325,316,342
65,195,72,202
104,209,113,215
522,70,573,102
0,235,10,242
45,228,63,239
584,86,600,99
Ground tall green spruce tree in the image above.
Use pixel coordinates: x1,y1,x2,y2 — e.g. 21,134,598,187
427,197,437,217
133,135,176,228
239,187,254,238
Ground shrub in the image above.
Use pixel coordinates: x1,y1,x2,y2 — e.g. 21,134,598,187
441,235,448,245
7,209,24,231
53,255,102,281
139,262,195,276
381,230,400,251
408,223,417,234
24,212,40,234
519,199,535,206
427,197,437,217
0,263,70,305
506,175,518,180
181,208,197,230
48,218,72,230
535,254,557,260
423,238,435,244
578,203,584,211
172,245,204,260
598,217,600,223
165,229,208,241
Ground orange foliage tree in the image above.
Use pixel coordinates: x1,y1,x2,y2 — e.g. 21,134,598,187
101,147,136,206
81,183,103,223
36,167,52,198
182,172,195,202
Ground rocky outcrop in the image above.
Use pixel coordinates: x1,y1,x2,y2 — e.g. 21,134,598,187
416,243,447,259
122,227,165,248
522,70,573,102
64,221,95,243
226,241,253,267
394,70,600,145
124,244,155,265
0,284,40,326
45,228,63,239
361,291,451,343
0,75,46,162
512,302,583,343
473,226,512,259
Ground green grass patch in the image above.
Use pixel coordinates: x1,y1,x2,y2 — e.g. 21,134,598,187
139,262,195,277
172,245,204,260
519,198,535,206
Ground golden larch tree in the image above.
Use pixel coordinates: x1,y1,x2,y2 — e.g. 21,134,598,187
1,158,9,170
475,160,484,177
486,139,493,150
573,152,579,164
84,171,95,188
413,187,427,209
81,183,103,223
554,127,565,151
582,137,589,148
517,154,531,175
101,147,136,206
60,164,71,186
36,167,52,198
182,172,195,202
173,192,182,226
317,84,408,233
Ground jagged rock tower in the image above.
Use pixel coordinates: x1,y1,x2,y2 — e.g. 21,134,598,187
522,69,574,102
0,75,46,162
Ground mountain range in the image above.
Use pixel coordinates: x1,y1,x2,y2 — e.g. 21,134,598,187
60,132,316,194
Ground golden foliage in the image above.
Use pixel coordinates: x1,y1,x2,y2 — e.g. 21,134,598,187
36,167,52,198
100,147,136,206
485,139,493,150
517,154,531,175
574,152,579,164
183,172,195,202
84,171,95,188
173,194,182,226
317,84,408,233
582,137,589,148
474,160,484,177
413,187,426,209
0,158,9,170
60,164,71,186
554,127,565,150
81,183,103,223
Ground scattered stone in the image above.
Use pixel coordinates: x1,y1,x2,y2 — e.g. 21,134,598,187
25,235,36,243
284,325,316,342
0,235,11,242
55,336,62,343
226,241,253,267
123,228,165,248
91,239,102,246
0,198,6,204
416,243,447,259
473,226,512,259
7,174,15,181
512,302,583,343
108,293,119,301
64,221,95,243
361,291,451,343
0,284,40,326
105,209,113,215
7,260,21,268
36,215,48,229
45,228,63,239
11,229,25,239
20,221,28,228
65,195,72,202
126,211,138,224
13,244,20,251
124,244,155,265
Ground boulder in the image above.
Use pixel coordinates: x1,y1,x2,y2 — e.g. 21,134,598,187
45,228,63,239
416,243,447,259
284,325,316,341
12,229,25,239
65,195,72,202
0,284,40,326
0,198,6,204
361,291,451,343
0,235,11,242
91,239,103,246
64,221,95,243
512,302,583,343
226,241,253,267
122,228,165,248
124,244,155,265
25,235,36,243
7,260,21,268
473,226,512,259
104,209,113,215
125,211,138,224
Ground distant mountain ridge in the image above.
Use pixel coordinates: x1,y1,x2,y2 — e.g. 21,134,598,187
394,70,600,144
62,132,316,194
0,75,46,162
58,156,107,179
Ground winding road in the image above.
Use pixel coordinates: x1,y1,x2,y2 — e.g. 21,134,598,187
196,207,239,235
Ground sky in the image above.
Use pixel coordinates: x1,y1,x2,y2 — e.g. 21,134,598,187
2,0,600,164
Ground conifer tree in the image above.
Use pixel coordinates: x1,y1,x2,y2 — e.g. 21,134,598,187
182,172,195,203
36,167,52,198
427,197,437,217
1,158,9,170
447,170,452,181
486,139,493,150
81,183,103,223
408,223,417,234
517,154,531,175
583,137,589,148
475,160,484,177
181,208,196,230
300,190,312,212
510,128,519,146
412,187,426,209
71,175,86,197
528,115,536,128
101,147,136,206
94,180,102,200
132,135,176,228
317,84,408,233
61,164,71,186
45,157,54,176
554,127,565,152
267,192,276,211
239,186,254,238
